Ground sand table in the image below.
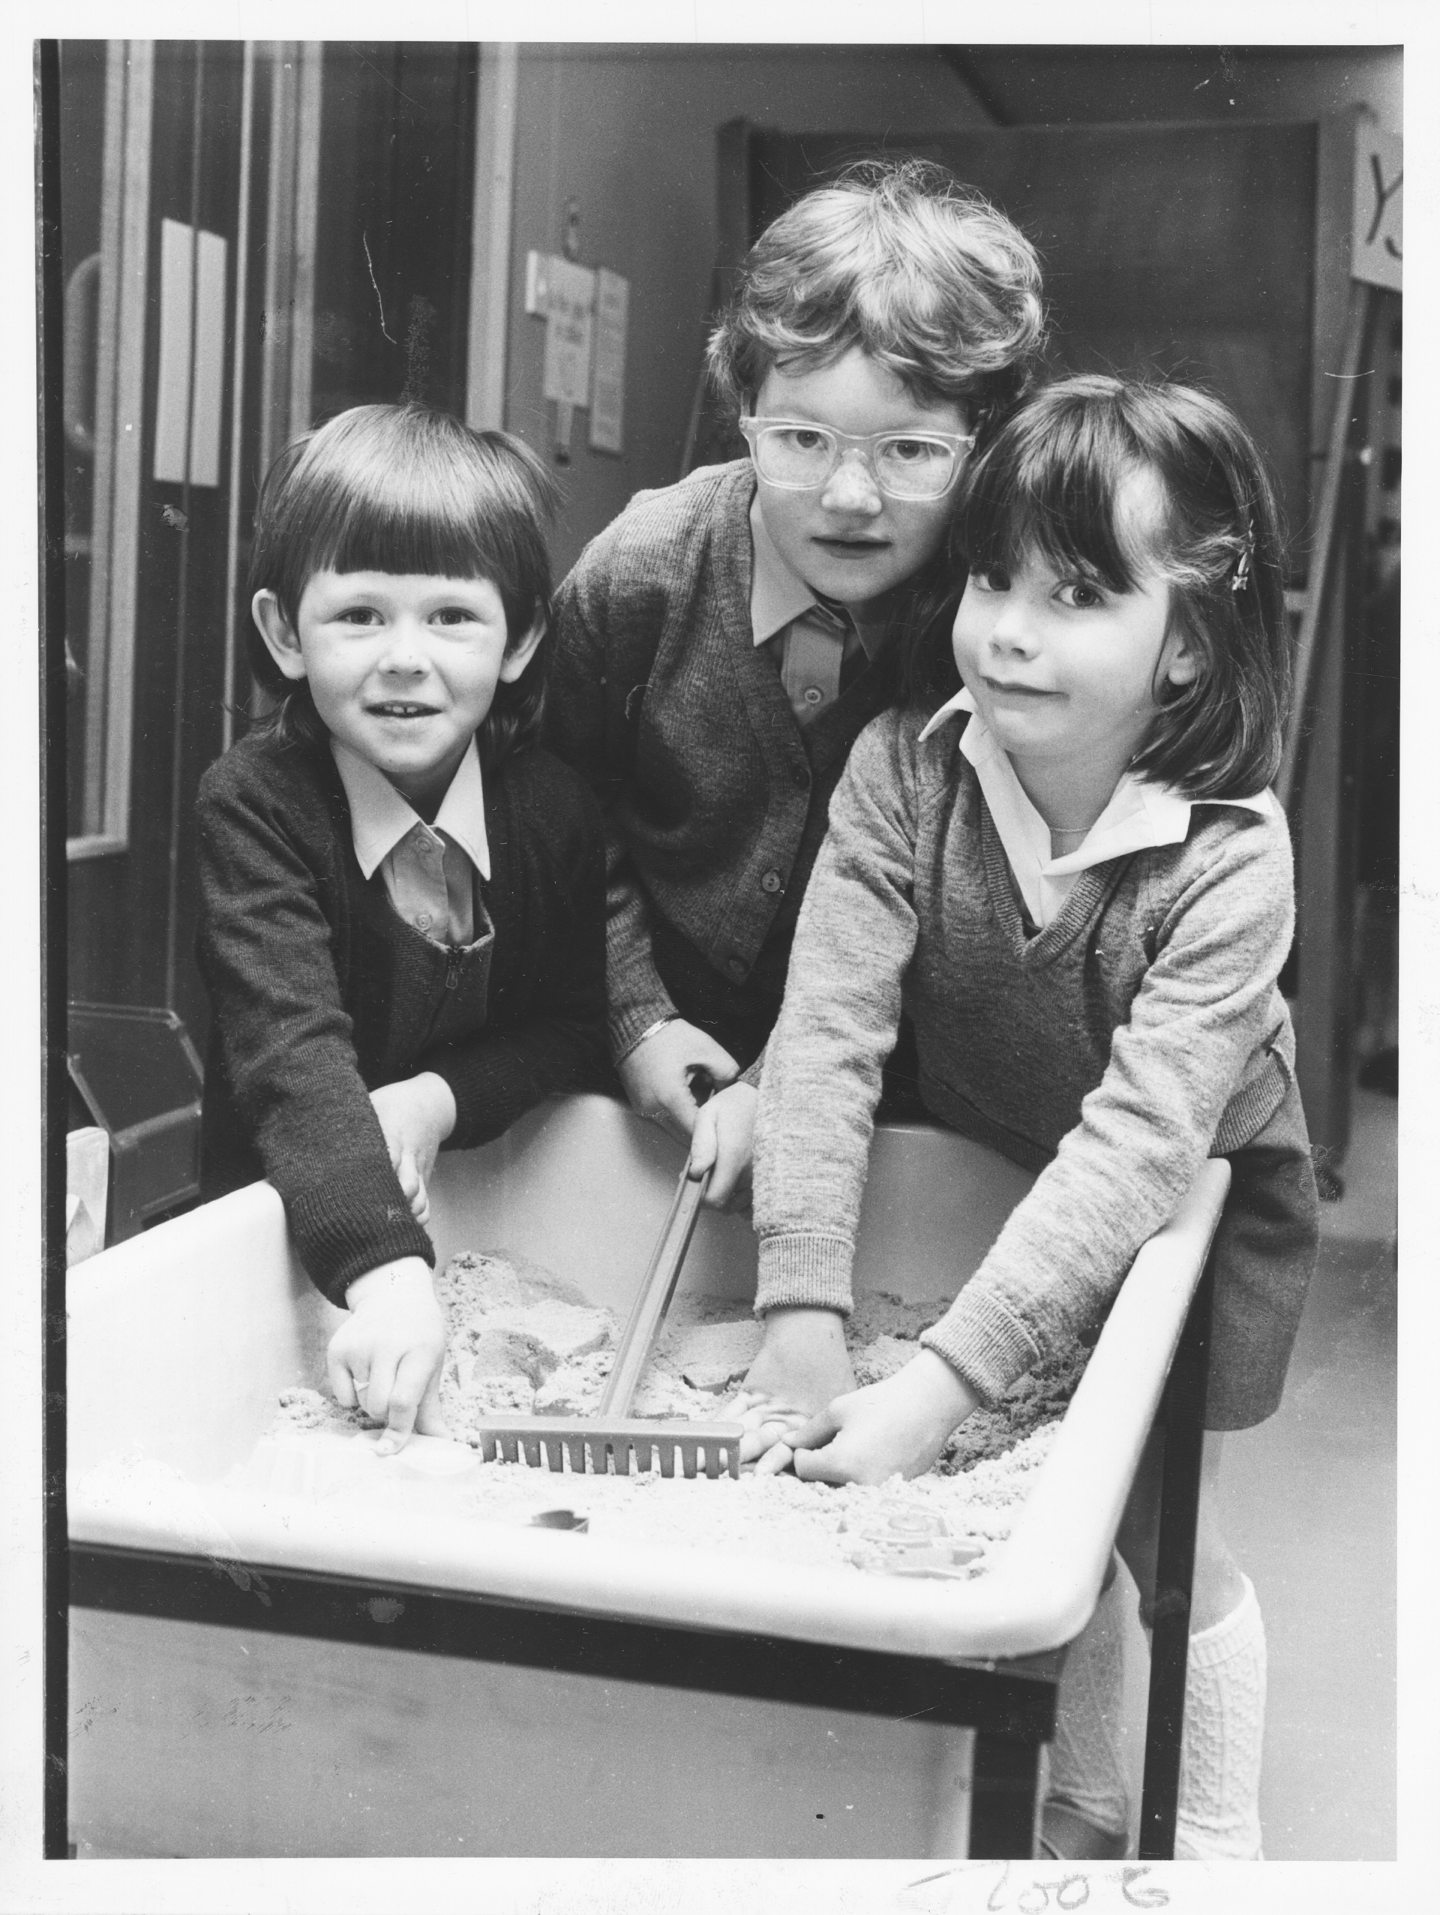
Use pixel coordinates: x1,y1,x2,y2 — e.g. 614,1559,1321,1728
260,1249,1092,1579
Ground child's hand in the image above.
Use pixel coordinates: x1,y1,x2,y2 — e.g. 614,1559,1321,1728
370,1072,457,1226
617,1020,739,1144
777,1349,981,1486
729,1307,856,1467
327,1256,449,1455
687,1080,758,1209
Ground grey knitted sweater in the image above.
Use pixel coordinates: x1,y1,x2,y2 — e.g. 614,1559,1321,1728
547,460,905,1067
752,707,1297,1406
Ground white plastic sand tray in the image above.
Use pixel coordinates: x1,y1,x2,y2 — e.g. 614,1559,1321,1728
67,1093,1226,1860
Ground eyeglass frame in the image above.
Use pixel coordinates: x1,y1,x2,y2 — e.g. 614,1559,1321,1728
739,415,978,500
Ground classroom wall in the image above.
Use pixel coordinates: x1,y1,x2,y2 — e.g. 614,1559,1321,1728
1198,46,1401,131
499,45,993,575
950,45,1402,137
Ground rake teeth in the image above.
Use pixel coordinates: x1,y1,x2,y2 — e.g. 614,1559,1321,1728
468,1415,744,1478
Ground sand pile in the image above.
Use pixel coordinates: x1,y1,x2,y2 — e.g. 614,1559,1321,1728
265,1249,1091,1578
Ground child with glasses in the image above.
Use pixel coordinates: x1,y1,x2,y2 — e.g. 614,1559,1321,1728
546,158,1046,1291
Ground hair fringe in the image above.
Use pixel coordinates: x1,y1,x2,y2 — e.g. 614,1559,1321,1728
707,155,1047,432
907,373,1293,799
241,405,559,775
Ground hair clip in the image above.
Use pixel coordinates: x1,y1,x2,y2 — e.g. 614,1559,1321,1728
1231,516,1255,595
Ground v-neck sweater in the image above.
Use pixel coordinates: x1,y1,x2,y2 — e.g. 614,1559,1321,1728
752,706,1298,1406
546,460,907,1068
196,730,608,1304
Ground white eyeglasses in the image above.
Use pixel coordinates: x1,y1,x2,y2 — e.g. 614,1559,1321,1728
740,417,976,501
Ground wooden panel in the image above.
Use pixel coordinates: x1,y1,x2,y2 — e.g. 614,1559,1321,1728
70,1606,976,1858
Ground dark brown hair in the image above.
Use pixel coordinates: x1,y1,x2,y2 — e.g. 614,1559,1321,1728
245,404,559,771
917,374,1292,799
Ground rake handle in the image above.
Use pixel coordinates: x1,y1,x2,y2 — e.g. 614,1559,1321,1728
596,1164,711,1419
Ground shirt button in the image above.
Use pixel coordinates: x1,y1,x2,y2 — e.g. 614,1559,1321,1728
415,912,432,930
725,955,749,981
760,869,783,894
802,685,825,707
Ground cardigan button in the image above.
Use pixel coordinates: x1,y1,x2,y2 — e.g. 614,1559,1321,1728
760,869,783,894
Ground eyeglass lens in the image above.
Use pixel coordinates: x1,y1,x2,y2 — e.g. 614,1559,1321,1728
751,425,960,498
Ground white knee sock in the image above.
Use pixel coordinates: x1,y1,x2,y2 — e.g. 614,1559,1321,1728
1045,1569,1132,1847
1175,1574,1267,1861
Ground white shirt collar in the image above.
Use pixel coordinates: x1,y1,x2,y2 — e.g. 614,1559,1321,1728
331,738,491,881
919,687,1277,925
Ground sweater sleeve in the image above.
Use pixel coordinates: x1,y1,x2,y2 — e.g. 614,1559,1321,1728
547,549,678,1061
751,714,923,1315
920,811,1298,1403
418,763,610,1145
195,755,433,1303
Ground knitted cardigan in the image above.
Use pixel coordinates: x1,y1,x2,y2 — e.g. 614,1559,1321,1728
546,460,905,1069
752,707,1298,1407
196,728,608,1304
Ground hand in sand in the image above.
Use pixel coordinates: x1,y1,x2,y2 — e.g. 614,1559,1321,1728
780,1349,981,1486
328,1257,449,1455
730,1306,857,1471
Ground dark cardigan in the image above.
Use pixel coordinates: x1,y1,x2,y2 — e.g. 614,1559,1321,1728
196,728,608,1304
546,460,907,1074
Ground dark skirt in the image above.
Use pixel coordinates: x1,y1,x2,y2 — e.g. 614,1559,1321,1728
1204,1064,1319,1430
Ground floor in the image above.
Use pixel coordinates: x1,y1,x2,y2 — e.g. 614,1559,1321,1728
1113,1079,1399,1860
1220,1082,1399,1860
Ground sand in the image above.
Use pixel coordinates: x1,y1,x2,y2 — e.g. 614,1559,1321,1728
263,1248,1092,1579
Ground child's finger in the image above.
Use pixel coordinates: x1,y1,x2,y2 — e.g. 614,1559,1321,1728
703,1085,757,1209
779,1405,839,1454
372,1349,429,1456
727,1389,797,1425
414,1371,449,1438
326,1339,362,1410
751,1438,797,1478
789,1441,851,1486
362,1352,399,1427
687,1102,719,1178
691,1034,740,1087
738,1406,809,1463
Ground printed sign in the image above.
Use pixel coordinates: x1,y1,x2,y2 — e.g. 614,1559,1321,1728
539,256,597,409
589,268,630,455
1352,124,1402,291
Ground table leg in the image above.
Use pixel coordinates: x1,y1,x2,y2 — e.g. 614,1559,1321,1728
1136,1257,1215,1859
969,1730,1044,1858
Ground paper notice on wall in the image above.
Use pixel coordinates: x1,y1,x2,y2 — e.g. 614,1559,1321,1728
1352,124,1402,291
540,257,596,408
589,268,630,455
